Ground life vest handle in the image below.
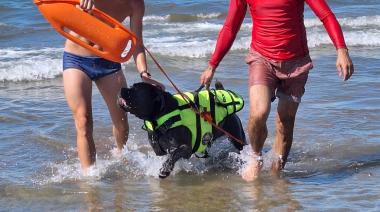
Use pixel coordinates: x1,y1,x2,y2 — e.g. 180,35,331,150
194,85,205,93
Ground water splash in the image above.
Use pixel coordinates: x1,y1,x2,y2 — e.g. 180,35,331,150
34,137,252,184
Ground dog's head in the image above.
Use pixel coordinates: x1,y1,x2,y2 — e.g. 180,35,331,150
118,82,165,120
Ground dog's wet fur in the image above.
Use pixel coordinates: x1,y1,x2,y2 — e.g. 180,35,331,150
118,81,246,178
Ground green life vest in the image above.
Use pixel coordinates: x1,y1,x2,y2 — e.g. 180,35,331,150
144,89,244,154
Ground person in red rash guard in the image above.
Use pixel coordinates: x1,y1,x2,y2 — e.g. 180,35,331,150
200,0,354,181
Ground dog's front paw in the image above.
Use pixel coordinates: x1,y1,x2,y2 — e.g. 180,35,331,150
159,170,171,179
159,158,175,179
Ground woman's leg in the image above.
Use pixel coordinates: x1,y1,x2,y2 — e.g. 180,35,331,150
95,71,129,151
63,68,95,170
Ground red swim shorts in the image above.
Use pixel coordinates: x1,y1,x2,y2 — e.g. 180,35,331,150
245,49,313,103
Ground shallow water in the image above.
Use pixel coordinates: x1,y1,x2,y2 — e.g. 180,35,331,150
1,0,380,211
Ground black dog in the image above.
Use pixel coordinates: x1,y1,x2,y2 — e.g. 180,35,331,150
118,81,246,178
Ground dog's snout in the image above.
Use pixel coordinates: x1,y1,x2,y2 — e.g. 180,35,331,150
117,97,126,107
117,95,130,112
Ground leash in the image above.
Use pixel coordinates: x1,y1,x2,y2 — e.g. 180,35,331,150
142,46,245,146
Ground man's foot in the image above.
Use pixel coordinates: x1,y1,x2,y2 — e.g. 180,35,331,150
242,153,263,182
270,155,284,176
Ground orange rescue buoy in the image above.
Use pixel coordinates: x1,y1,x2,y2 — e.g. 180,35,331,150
34,0,137,63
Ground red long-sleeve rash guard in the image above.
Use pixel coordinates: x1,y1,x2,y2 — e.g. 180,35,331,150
209,0,347,68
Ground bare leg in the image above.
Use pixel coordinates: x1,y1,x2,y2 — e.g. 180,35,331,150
271,98,299,173
95,71,129,151
63,69,95,170
242,85,272,182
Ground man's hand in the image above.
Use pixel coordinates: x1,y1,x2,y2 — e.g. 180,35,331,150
336,48,354,81
200,64,216,89
79,0,94,11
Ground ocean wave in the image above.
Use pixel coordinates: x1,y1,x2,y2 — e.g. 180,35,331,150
0,48,62,82
0,5,14,12
143,15,169,22
144,36,250,58
307,28,380,48
304,15,380,28
0,47,136,82
143,15,379,40
143,14,380,56
1,29,378,82
0,23,51,39
1,16,379,82
142,21,379,58
143,14,380,27
145,30,379,58
143,12,223,23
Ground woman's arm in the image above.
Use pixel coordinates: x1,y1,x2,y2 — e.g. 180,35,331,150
130,1,165,89
130,1,148,77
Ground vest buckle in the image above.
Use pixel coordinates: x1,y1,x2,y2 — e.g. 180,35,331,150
202,132,213,147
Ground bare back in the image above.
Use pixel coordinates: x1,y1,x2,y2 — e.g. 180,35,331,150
64,0,143,56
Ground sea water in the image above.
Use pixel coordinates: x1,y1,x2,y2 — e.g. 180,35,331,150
0,0,379,210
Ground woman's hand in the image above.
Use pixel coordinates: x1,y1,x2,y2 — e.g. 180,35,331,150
140,71,166,91
79,0,94,11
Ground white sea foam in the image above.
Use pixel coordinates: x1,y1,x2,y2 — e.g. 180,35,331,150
142,13,222,22
0,47,135,82
0,48,62,82
143,13,380,28
307,28,380,48
304,15,380,28
35,137,248,184
141,15,380,58
145,35,251,58
196,12,223,19
143,15,169,22
1,15,379,82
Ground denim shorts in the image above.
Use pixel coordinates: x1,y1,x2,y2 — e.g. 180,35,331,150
63,51,121,80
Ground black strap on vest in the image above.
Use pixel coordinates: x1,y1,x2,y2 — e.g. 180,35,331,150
209,90,216,136
215,100,241,112
192,92,202,153
156,114,181,134
178,103,191,111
